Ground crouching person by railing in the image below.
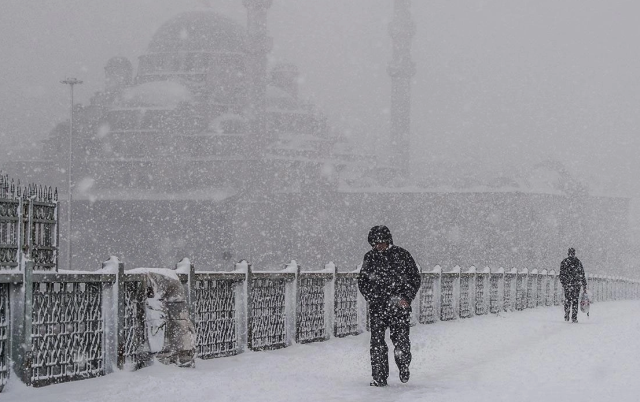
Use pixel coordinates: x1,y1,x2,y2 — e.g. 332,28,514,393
140,267,196,368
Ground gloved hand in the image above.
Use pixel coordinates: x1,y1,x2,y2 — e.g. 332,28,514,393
399,298,410,308
390,295,410,308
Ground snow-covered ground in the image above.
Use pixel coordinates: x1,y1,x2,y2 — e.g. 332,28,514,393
6,300,640,402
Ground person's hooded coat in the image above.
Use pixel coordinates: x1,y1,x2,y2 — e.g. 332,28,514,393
560,254,587,289
358,226,421,310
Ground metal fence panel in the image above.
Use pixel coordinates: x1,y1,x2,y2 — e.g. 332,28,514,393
419,275,436,324
122,279,149,369
526,274,537,309
297,275,328,344
554,276,563,305
441,274,457,321
0,283,8,391
460,275,472,318
194,278,238,358
544,275,552,306
334,275,359,337
31,281,104,387
0,198,20,271
489,274,502,313
249,277,287,350
29,200,58,272
536,275,545,307
504,273,515,311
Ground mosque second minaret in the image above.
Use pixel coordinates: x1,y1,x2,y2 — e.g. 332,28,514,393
388,0,416,177
243,0,273,154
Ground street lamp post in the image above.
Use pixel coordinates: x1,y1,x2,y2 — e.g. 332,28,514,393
60,78,82,270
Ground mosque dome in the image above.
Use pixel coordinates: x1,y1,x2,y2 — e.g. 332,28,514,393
147,11,245,54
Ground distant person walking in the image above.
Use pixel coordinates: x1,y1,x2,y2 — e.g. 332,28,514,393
357,226,421,387
560,247,587,323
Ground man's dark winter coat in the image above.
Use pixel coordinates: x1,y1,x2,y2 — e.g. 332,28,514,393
560,256,587,289
358,244,421,308
358,226,421,384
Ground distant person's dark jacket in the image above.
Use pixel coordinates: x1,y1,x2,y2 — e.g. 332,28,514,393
560,256,587,289
358,245,421,310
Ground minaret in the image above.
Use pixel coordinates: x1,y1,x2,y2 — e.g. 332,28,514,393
388,0,416,177
243,0,273,154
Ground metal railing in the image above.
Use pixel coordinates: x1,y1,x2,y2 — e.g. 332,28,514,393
1,256,638,392
0,175,58,273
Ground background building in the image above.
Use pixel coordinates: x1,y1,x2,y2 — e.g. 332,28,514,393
4,8,631,275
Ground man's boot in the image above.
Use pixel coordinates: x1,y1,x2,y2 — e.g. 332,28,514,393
395,349,410,383
399,365,410,383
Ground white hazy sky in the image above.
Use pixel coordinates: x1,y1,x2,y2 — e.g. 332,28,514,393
2,0,640,195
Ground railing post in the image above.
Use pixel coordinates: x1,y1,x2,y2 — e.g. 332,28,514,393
326,262,336,341
26,196,33,268
354,264,367,334
434,266,442,322
246,262,254,350
333,271,339,337
54,196,59,272
101,256,123,374
411,265,422,325
286,260,299,346
537,270,545,307
116,260,125,369
175,258,195,321
16,197,23,270
234,260,250,353
14,257,34,386
295,262,302,344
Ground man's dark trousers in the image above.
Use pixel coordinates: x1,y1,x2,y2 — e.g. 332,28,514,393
369,305,411,382
564,285,580,321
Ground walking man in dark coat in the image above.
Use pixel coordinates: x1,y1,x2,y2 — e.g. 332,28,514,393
560,247,587,323
357,225,421,387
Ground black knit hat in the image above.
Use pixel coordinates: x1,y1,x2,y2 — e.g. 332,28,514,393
368,225,393,247
568,248,576,256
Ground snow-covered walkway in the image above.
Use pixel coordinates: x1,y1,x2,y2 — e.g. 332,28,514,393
6,301,640,402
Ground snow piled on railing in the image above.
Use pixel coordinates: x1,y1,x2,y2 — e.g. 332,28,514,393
101,256,121,274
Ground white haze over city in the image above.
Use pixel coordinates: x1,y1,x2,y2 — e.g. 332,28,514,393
3,0,640,196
